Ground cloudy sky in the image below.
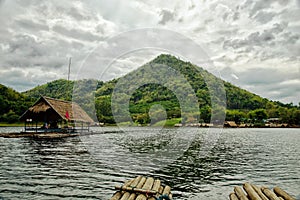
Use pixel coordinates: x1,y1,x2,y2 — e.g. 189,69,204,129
0,0,299,104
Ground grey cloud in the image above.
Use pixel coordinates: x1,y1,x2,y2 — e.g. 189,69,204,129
52,25,104,42
223,22,290,51
254,11,276,24
221,67,300,103
15,19,49,32
246,0,292,17
159,9,175,25
68,7,91,21
0,0,5,6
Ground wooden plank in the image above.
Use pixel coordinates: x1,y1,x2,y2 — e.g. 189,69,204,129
229,193,239,200
243,183,262,200
234,186,250,200
251,185,269,200
274,186,295,200
262,187,280,200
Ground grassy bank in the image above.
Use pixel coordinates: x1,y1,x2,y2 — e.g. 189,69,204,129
152,118,181,127
0,122,24,127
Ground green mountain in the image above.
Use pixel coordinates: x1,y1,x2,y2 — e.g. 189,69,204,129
92,54,299,125
1,54,299,125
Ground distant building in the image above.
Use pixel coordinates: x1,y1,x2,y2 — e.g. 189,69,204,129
224,121,238,128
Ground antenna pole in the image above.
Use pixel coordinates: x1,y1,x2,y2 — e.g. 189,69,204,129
68,57,72,81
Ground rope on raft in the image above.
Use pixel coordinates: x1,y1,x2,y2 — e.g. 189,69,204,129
155,194,171,200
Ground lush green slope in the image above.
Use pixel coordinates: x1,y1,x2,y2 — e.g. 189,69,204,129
0,84,33,123
23,79,75,101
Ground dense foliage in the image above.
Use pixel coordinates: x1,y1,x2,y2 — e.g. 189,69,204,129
0,54,299,126
0,84,33,123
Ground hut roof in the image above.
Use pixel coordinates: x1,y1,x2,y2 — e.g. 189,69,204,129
225,121,237,127
20,96,94,123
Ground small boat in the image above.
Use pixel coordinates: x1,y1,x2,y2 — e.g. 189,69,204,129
111,176,172,200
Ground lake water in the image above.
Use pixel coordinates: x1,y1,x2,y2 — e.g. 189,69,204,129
0,127,299,200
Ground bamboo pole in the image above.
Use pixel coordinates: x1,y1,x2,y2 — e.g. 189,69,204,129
229,193,239,200
234,186,250,200
111,192,123,200
111,177,136,200
262,187,280,200
148,180,162,200
114,186,157,195
274,186,295,200
243,183,262,200
127,177,146,200
162,185,171,195
143,177,155,190
251,184,269,200
120,192,130,200
152,180,161,191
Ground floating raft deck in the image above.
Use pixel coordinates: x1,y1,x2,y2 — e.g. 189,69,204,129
229,183,296,200
111,176,172,200
0,132,78,139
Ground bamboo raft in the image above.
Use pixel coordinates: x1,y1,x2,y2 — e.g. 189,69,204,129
229,183,296,200
0,132,78,139
111,176,172,200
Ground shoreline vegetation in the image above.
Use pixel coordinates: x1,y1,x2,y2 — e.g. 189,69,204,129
1,120,299,128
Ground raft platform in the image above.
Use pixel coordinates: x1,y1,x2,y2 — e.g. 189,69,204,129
229,183,296,200
111,176,172,200
0,132,78,139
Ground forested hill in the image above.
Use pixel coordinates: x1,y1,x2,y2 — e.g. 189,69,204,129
0,54,299,125
0,84,32,123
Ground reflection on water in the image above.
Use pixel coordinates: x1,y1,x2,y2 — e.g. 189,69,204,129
0,127,299,199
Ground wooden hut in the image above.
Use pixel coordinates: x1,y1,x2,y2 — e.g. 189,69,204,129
20,96,94,133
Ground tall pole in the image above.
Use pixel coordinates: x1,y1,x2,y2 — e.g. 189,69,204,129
68,57,71,81
67,57,72,101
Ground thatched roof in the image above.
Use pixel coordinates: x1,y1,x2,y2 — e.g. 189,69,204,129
225,121,237,127
20,96,94,123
